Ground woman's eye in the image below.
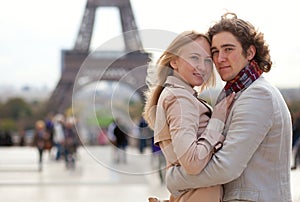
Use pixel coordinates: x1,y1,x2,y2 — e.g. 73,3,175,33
191,55,199,60
205,58,213,64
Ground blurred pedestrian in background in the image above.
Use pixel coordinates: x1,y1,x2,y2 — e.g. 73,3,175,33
113,119,128,164
63,117,78,169
33,120,50,171
53,114,65,161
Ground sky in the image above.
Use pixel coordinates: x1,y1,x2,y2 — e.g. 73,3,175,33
1,0,300,91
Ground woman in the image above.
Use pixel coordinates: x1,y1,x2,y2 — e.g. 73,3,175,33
143,31,235,202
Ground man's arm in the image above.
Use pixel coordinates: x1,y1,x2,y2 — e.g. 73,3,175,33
166,87,273,197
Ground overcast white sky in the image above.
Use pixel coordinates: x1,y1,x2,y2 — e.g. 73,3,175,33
1,0,300,90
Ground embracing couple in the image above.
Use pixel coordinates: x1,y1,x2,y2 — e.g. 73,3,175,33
143,12,292,202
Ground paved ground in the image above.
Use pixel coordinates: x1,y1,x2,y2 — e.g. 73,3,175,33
0,146,299,202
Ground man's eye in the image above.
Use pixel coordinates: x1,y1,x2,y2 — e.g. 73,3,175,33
212,51,219,57
224,47,233,52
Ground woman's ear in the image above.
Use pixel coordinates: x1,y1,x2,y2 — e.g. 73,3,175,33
170,58,178,70
247,45,256,61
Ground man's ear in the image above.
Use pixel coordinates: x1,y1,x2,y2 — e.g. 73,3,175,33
247,45,256,61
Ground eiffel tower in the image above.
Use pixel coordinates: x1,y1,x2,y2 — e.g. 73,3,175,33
47,0,150,114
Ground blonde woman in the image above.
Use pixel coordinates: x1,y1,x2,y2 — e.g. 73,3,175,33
144,31,235,202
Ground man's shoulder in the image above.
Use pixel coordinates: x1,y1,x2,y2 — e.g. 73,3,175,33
246,76,277,94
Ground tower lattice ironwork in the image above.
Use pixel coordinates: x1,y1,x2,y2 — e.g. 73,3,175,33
47,0,150,114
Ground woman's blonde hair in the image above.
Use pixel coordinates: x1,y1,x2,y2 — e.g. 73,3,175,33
143,30,215,129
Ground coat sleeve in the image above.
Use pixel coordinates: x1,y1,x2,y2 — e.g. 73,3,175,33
164,92,224,175
166,87,274,197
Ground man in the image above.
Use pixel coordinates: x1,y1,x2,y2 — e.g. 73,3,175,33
166,12,292,202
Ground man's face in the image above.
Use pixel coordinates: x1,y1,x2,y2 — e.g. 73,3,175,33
211,31,250,82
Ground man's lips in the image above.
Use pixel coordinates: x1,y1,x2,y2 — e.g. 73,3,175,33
218,65,230,70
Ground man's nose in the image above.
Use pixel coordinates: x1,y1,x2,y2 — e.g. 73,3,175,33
217,51,227,63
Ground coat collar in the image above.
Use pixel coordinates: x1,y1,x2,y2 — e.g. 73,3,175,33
164,74,196,96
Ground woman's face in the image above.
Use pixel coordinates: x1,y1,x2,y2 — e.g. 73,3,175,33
171,37,213,87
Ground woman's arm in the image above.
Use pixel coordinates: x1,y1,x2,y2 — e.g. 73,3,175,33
178,118,225,174
164,92,225,175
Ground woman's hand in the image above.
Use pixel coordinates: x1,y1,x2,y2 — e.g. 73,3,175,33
211,92,235,123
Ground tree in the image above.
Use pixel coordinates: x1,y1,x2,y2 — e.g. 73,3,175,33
0,98,32,120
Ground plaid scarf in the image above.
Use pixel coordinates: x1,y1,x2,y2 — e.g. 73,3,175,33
217,60,263,103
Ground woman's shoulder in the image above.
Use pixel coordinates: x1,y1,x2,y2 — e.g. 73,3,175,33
160,86,195,102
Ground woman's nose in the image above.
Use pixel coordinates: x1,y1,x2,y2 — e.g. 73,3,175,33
195,63,206,72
